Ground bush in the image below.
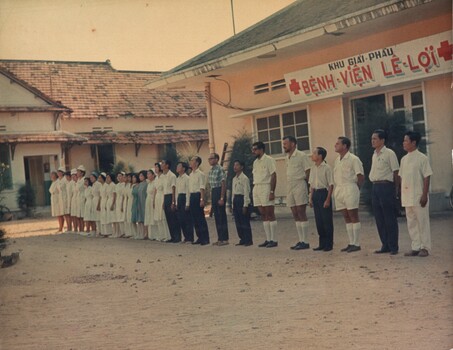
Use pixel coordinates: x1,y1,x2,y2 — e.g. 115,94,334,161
17,183,36,217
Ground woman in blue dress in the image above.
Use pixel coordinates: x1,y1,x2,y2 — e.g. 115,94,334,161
136,170,148,240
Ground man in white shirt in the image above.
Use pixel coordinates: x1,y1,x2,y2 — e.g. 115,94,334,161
176,162,194,243
162,159,181,243
333,137,364,253
188,156,210,245
252,141,278,248
370,129,400,255
283,136,311,250
399,131,433,257
231,160,253,246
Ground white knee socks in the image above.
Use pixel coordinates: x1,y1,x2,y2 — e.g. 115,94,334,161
270,221,277,242
346,223,354,245
296,221,309,243
352,222,361,246
263,221,271,241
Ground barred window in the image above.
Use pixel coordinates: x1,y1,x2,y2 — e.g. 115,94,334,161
256,109,310,155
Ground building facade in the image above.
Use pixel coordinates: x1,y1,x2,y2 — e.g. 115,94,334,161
0,60,209,211
148,0,453,211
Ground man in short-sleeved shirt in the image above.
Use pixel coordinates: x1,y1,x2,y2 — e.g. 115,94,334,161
176,162,194,243
333,137,364,253
252,141,278,248
162,160,181,243
399,131,433,257
232,160,253,246
370,129,400,255
283,136,312,250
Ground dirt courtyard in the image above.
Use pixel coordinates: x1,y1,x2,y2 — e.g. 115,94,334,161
0,210,452,349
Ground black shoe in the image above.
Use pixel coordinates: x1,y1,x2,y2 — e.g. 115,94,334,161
165,239,174,243
390,251,398,255
290,242,301,250
235,241,245,246
313,246,325,251
266,241,278,248
374,249,390,254
323,247,333,252
243,242,253,246
200,241,209,246
258,240,270,247
347,245,361,253
341,245,353,252
294,242,309,250
192,240,201,245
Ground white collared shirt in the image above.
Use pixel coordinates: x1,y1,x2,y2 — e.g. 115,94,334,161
399,149,433,207
286,149,312,182
308,162,333,190
162,170,176,195
232,172,251,208
253,153,276,185
176,173,190,206
333,151,364,186
189,169,206,193
369,146,399,182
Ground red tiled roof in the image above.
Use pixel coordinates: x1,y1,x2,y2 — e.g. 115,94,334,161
0,60,206,119
78,130,208,145
0,131,87,144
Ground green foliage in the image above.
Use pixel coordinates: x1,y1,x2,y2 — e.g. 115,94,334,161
160,144,181,173
0,163,11,207
17,183,36,217
226,130,255,191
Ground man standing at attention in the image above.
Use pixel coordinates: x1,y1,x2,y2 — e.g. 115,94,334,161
189,156,210,245
252,141,278,248
283,136,312,250
208,153,229,246
333,137,364,253
370,129,400,255
176,162,194,243
399,131,433,257
162,159,181,243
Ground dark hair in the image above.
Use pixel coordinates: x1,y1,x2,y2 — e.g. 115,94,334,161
65,171,71,176
283,135,297,144
106,173,116,184
177,162,188,172
338,136,351,149
50,171,58,178
147,169,155,176
252,141,265,151
233,159,245,167
162,159,171,168
154,162,162,173
405,130,421,146
131,173,139,183
373,129,387,140
192,156,202,166
211,153,220,160
138,170,147,181
85,177,92,186
316,147,327,160
99,173,106,181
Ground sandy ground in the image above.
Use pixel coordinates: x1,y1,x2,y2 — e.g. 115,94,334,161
0,209,452,350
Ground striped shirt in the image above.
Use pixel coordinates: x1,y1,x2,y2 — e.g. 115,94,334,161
208,164,226,188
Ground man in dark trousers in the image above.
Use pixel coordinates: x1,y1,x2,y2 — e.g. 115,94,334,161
208,153,229,246
188,156,210,245
231,160,253,246
161,159,181,243
369,129,400,255
176,162,194,243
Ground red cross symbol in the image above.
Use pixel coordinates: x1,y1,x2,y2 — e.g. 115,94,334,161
437,40,452,61
289,79,301,95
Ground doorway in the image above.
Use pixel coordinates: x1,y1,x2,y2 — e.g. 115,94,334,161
24,156,47,206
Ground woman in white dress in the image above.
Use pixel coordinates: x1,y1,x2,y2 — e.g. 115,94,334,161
144,170,158,240
130,173,140,239
64,171,73,232
90,172,101,236
115,172,126,238
70,169,79,232
153,163,171,242
83,177,94,235
98,173,111,237
56,167,68,231
76,165,87,234
49,171,65,232
105,173,118,238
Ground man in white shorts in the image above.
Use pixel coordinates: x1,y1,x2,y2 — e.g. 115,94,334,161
252,141,278,248
283,136,311,250
333,137,364,253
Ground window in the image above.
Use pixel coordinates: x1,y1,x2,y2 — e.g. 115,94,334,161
0,144,12,189
97,144,115,172
256,109,310,155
